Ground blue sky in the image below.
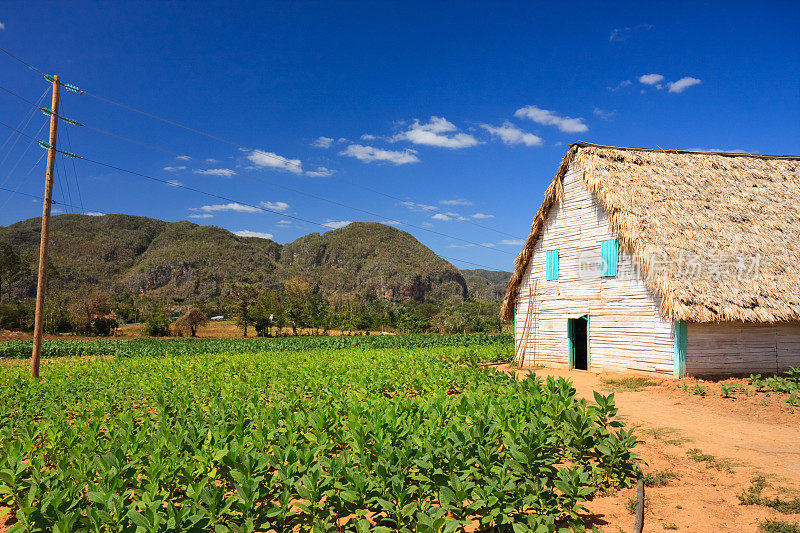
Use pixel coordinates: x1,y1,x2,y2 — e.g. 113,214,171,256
0,1,798,271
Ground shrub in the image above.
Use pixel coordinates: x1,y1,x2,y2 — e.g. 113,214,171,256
142,314,171,337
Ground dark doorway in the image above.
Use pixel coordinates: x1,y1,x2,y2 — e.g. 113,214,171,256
568,316,589,370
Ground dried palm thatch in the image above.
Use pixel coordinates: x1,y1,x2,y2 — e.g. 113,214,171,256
501,143,800,322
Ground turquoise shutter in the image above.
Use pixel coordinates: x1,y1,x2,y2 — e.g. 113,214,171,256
545,250,559,280
673,320,687,378
601,238,619,277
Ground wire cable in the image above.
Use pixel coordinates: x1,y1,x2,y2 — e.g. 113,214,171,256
238,172,514,255
0,120,48,191
0,184,98,213
1,114,515,255
0,47,521,239
60,98,85,213
0,178,503,270
0,46,521,247
0,151,46,211
0,88,49,171
73,155,509,268
0,45,46,75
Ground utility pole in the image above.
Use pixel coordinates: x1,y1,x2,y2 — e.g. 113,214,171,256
31,75,60,378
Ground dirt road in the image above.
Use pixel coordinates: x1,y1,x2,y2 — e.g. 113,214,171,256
500,365,800,532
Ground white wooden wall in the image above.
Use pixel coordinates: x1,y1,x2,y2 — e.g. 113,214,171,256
515,166,675,376
687,322,800,375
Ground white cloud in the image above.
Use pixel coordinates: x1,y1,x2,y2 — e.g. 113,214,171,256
247,149,303,175
176,155,192,161
638,73,665,86
393,116,480,149
471,212,494,219
85,211,105,217
194,168,236,177
311,136,334,149
189,213,214,219
499,239,524,246
234,230,274,239
668,77,701,93
381,220,402,226
360,133,377,140
609,24,653,42
593,108,616,121
277,220,292,226
401,201,437,211
192,202,260,214
689,147,750,154
482,242,496,248
432,212,468,222
261,201,290,212
480,121,543,146
0,22,5,30
205,158,219,164
340,144,420,164
514,105,588,133
163,166,187,172
439,198,473,206
421,222,433,228
322,220,351,229
166,179,182,187
608,80,633,91
306,166,335,177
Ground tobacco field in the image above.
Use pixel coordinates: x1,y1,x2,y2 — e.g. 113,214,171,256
0,333,513,360
0,342,639,532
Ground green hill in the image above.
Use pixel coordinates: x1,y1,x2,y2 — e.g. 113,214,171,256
460,269,512,301
0,215,500,304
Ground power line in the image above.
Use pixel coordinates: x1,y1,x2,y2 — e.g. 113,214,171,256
237,172,514,255
77,90,517,244
0,88,49,172
0,101,507,268
0,118,48,191
0,151,46,211
0,179,504,271
0,101,514,255
60,98,85,213
0,184,98,213
72,154,509,269
0,48,521,241
77,87,521,240
0,46,520,261
0,45,45,75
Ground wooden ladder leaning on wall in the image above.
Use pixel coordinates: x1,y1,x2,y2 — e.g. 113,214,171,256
514,279,538,368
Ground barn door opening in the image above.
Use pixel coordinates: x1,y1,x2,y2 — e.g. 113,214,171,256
568,315,589,370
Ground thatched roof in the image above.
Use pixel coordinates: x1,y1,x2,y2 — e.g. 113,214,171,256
501,143,800,323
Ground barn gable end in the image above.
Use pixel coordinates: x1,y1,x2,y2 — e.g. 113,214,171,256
515,163,675,375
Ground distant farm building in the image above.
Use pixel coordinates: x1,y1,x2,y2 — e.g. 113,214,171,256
502,143,800,377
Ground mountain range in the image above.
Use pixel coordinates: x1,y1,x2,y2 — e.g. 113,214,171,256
0,214,511,304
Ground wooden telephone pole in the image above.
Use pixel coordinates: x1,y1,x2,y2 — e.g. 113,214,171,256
30,75,60,378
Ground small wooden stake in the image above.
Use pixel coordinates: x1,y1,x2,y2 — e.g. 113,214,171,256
31,75,60,378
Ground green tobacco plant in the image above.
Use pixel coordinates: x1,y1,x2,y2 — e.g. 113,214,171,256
0,344,639,531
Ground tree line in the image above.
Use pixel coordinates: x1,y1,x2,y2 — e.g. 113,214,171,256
0,241,504,338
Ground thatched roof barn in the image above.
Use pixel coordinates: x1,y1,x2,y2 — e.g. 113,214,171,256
505,143,800,377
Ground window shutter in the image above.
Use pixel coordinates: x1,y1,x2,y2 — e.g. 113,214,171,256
546,250,559,280
601,238,619,277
